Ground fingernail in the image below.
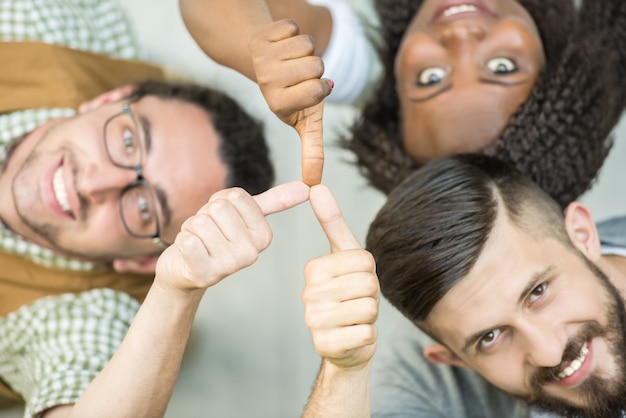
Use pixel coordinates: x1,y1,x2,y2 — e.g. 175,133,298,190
328,79,334,89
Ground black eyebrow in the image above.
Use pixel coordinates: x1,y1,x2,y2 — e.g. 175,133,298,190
461,265,556,354
138,114,172,228
139,115,152,154
410,78,530,103
155,185,172,229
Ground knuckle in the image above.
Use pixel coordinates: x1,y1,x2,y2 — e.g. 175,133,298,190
358,325,377,345
303,310,317,329
188,213,210,230
302,34,316,54
363,298,380,321
177,230,200,251
361,275,380,296
257,228,273,250
281,18,300,34
238,243,260,267
355,250,376,270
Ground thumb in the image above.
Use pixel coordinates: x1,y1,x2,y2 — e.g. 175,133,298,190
309,184,361,253
295,94,327,187
253,180,310,216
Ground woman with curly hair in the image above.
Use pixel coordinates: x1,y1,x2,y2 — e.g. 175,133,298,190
347,0,626,208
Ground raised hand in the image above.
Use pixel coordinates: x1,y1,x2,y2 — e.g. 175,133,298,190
303,184,379,370
155,181,310,293
250,19,333,186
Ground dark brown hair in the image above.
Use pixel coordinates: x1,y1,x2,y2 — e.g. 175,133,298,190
130,80,274,195
366,154,568,322
345,0,625,208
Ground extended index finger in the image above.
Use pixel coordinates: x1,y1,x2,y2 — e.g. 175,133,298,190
253,180,310,216
297,100,326,186
309,184,361,252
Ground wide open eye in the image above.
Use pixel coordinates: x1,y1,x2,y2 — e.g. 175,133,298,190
486,57,518,74
479,328,501,350
417,67,447,86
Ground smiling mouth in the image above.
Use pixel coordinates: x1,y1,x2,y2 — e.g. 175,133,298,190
52,166,74,218
443,4,479,17
556,341,589,381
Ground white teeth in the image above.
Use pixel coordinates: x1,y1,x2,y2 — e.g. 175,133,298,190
52,166,72,215
443,4,478,17
557,342,589,380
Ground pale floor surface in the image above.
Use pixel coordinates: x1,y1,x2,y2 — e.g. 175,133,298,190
2,0,626,417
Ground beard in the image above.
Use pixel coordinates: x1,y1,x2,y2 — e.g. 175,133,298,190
517,259,626,418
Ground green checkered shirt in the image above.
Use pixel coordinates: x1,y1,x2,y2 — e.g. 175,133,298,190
0,1,144,416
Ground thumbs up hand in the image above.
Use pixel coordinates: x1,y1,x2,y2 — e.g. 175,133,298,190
155,181,310,294
250,19,333,186
303,184,379,370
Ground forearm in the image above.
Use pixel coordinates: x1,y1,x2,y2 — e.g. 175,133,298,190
302,360,372,418
179,0,273,81
179,0,332,81
67,283,205,418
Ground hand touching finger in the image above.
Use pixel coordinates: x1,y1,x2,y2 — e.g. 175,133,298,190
155,181,309,292
250,19,332,186
309,184,361,252
304,184,380,369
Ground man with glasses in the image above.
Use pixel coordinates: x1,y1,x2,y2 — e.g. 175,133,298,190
0,0,275,416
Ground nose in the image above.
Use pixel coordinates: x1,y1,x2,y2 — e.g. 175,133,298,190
522,321,568,368
79,163,138,205
439,23,486,47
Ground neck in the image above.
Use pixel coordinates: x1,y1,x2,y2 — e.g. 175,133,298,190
599,253,626,301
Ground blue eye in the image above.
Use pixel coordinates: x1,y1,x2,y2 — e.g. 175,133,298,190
418,67,447,86
479,329,501,350
487,57,517,75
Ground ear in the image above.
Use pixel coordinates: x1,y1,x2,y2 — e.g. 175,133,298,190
564,202,601,262
78,84,136,114
113,255,158,274
423,344,468,368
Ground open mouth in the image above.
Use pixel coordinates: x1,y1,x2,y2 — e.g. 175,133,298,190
52,165,74,218
443,4,479,17
432,1,494,24
555,341,590,382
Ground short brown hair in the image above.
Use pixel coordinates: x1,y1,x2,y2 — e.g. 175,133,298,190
366,154,569,322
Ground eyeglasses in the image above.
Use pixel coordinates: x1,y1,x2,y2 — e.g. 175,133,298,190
103,102,169,249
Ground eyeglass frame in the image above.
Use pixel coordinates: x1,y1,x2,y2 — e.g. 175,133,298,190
102,101,169,249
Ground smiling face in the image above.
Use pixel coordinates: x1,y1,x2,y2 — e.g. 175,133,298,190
425,209,626,416
395,0,545,162
0,95,227,262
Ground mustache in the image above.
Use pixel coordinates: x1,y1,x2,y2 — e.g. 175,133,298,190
528,322,605,397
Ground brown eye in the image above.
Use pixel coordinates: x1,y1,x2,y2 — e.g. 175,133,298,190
529,283,547,302
479,329,501,349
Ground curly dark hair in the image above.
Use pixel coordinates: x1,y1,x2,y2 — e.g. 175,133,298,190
345,0,626,208
129,80,274,195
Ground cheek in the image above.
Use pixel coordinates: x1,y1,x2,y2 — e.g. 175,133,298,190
471,355,530,395
491,20,545,69
399,106,434,163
